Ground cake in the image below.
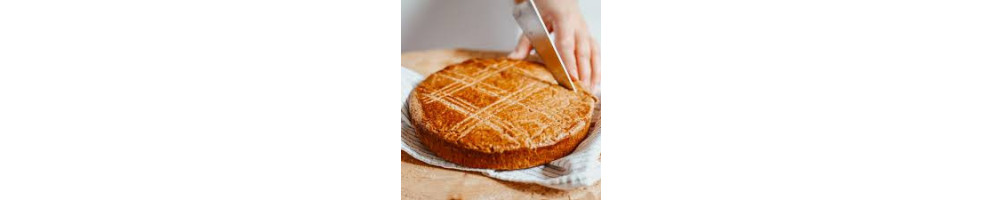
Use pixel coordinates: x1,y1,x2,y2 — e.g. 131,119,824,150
408,58,596,170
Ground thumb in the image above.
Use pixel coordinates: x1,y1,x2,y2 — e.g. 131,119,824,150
508,35,532,59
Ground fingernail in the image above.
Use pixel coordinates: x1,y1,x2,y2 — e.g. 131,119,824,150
510,51,524,58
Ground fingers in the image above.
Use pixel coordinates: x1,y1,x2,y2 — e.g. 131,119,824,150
575,33,592,90
508,35,533,59
591,39,601,92
556,26,578,82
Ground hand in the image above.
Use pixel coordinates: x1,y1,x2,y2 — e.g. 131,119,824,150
509,0,600,92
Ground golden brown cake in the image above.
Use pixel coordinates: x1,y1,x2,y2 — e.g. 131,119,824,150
408,58,596,170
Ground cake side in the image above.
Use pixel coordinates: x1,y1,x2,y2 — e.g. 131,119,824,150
412,114,591,170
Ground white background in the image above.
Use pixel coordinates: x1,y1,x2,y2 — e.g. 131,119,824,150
1,0,398,199
2,0,1003,199
605,0,1003,199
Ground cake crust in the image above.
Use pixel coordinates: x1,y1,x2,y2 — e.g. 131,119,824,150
408,58,595,170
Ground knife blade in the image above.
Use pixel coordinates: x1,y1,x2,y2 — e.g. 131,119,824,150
513,0,577,91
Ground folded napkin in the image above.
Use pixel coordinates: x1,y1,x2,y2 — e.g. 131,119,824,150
400,67,601,190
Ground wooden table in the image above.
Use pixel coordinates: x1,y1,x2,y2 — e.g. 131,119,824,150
401,49,601,200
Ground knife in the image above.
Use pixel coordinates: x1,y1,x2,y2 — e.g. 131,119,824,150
513,0,577,91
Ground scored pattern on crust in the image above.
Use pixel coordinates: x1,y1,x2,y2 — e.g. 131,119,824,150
450,81,544,140
418,60,563,148
437,69,560,124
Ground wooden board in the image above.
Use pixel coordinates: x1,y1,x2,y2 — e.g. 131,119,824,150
401,49,601,200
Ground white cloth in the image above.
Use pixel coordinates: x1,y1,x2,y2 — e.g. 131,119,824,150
400,67,601,190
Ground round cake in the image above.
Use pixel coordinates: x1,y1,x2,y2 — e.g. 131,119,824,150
408,58,596,170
